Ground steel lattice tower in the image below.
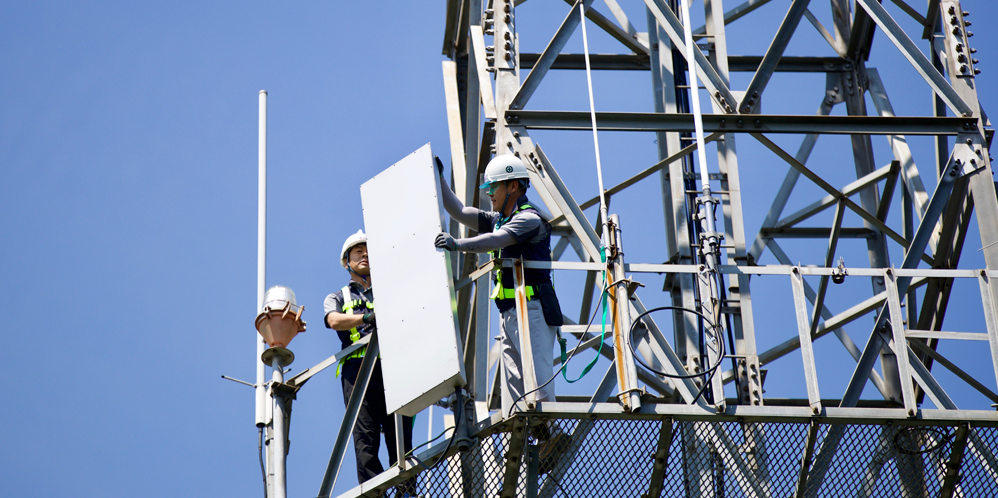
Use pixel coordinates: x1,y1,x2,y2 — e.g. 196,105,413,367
314,1,998,496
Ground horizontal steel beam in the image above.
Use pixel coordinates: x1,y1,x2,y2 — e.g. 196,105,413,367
505,110,974,135
519,53,852,72
508,259,994,278
760,227,876,239
526,402,998,423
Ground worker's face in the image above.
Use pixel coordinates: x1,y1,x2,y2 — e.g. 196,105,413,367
488,180,518,212
348,244,370,275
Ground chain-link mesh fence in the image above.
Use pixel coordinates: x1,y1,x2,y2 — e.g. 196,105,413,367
959,425,998,497
361,414,998,498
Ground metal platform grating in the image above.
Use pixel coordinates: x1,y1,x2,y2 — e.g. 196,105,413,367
362,414,998,498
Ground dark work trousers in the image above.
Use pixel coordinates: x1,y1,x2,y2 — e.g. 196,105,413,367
340,357,415,487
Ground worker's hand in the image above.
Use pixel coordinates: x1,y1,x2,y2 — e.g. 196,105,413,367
362,312,376,326
435,232,458,251
434,155,445,175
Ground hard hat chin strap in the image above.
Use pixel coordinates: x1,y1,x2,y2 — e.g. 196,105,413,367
498,191,512,220
346,262,369,283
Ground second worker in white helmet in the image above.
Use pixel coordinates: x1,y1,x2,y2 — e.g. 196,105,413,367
434,155,564,418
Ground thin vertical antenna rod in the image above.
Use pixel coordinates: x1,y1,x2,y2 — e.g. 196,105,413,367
579,4,609,253
256,90,268,427
679,0,717,236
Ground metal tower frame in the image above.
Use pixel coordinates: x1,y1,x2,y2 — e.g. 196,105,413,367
306,1,998,496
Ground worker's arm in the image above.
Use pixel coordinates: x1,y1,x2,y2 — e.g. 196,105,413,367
438,210,545,253
325,311,365,330
436,156,480,227
323,292,375,331
436,229,516,253
434,230,516,252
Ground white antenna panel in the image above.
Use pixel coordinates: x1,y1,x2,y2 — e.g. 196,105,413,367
360,143,466,416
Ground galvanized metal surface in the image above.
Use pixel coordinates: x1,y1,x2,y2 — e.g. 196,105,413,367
320,0,998,495
333,411,998,498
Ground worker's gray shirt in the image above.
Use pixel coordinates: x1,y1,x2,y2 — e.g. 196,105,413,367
477,197,546,245
324,281,375,350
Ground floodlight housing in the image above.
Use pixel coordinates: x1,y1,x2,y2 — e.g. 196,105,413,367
255,285,306,348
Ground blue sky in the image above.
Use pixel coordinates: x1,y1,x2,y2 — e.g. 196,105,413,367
2,1,997,497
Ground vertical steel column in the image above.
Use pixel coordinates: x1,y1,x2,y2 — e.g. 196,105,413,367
977,273,998,396
646,3,699,366
705,19,761,402
790,267,822,415
512,258,539,406
647,8,680,261
940,423,971,498
938,1,998,272
646,418,675,498
884,268,918,417
493,0,518,158
608,215,641,411
465,0,491,406
316,335,381,498
271,354,288,498
792,420,820,498
841,66,903,403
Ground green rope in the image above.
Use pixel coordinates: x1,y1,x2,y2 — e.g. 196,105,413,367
560,272,608,383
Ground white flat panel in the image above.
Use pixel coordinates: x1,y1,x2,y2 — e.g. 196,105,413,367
360,143,466,416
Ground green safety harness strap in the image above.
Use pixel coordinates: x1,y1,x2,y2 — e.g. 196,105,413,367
559,247,609,383
337,283,376,377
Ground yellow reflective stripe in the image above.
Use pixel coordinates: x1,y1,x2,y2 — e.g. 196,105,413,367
341,300,374,312
490,283,535,300
335,346,368,377
337,283,376,376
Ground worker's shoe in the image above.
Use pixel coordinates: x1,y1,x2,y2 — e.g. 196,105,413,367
537,432,571,474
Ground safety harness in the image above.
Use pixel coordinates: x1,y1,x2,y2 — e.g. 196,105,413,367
489,202,538,301
337,283,375,377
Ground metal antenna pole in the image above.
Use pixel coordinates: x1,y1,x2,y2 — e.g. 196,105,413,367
271,354,288,498
256,90,273,497
679,0,725,409
256,90,268,427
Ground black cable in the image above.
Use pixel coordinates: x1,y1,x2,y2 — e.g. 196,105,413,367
405,426,455,459
893,426,952,455
546,473,571,498
258,426,267,498
413,387,464,472
628,306,726,405
508,282,610,418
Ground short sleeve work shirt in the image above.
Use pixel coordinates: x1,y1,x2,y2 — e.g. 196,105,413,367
476,196,546,245
324,281,375,350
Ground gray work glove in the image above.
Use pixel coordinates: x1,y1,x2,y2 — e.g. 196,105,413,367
434,155,445,175
362,312,376,326
435,232,458,251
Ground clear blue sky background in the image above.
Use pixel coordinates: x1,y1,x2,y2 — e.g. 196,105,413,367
2,1,996,497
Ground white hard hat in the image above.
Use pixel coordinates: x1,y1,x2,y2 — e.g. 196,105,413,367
340,230,367,269
479,155,530,190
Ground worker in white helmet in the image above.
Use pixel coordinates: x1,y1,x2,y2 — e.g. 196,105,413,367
323,230,414,491
434,155,568,471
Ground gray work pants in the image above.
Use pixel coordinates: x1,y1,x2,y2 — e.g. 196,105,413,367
499,299,558,416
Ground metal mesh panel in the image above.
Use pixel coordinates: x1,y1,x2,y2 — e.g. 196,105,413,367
959,426,998,496
387,428,513,498
531,417,661,497
655,421,808,498
803,423,958,498
364,416,998,498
